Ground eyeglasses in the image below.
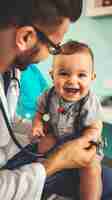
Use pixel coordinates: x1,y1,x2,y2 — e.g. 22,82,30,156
33,26,62,55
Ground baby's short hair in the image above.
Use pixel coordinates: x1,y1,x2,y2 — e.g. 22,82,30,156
61,40,94,64
53,40,94,73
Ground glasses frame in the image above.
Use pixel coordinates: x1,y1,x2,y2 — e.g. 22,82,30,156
33,25,62,55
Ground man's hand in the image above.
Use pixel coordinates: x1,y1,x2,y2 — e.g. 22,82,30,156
43,135,96,176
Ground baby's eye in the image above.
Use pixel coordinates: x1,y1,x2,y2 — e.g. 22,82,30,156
59,71,69,76
78,73,87,78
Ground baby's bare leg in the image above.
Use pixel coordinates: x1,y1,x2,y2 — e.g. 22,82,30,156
80,159,102,200
38,134,57,154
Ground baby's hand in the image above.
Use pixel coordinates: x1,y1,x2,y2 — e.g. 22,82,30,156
29,123,45,143
32,124,45,137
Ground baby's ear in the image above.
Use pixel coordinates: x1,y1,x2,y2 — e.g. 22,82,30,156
49,69,54,79
91,72,96,80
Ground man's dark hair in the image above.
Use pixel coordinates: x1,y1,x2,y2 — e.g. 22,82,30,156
0,0,82,29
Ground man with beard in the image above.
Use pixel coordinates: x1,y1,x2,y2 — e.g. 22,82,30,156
0,0,112,200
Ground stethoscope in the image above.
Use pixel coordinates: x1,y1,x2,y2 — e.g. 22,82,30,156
11,69,20,89
0,69,43,160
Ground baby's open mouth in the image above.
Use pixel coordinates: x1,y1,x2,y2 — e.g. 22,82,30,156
64,87,80,94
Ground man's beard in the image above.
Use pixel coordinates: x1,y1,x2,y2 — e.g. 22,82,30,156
11,45,40,71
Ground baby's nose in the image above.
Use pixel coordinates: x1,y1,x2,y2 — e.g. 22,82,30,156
68,75,78,84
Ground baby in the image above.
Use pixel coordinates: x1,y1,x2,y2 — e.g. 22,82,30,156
32,41,103,200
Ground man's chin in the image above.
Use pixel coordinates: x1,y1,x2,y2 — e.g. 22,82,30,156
11,46,40,71
11,55,40,71
15,60,39,71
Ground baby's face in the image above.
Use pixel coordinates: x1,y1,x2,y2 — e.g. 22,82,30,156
52,52,94,102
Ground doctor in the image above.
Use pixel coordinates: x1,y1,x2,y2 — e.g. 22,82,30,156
0,0,112,199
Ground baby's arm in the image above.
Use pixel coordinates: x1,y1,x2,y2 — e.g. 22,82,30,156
32,111,57,154
80,121,103,200
31,91,50,139
31,92,48,139
32,112,45,137
31,90,57,153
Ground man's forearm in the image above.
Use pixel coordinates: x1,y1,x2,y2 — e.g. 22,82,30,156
42,149,65,176
42,136,97,177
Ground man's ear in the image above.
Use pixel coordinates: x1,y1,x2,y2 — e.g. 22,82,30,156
91,72,96,80
49,69,54,79
15,26,37,51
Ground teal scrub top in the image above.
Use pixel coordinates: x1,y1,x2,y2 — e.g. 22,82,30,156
16,64,48,119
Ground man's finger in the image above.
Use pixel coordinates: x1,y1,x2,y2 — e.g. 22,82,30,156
80,135,98,147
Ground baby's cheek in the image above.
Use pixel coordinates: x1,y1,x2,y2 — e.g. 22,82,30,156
55,82,62,94
55,80,60,88
81,82,89,91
